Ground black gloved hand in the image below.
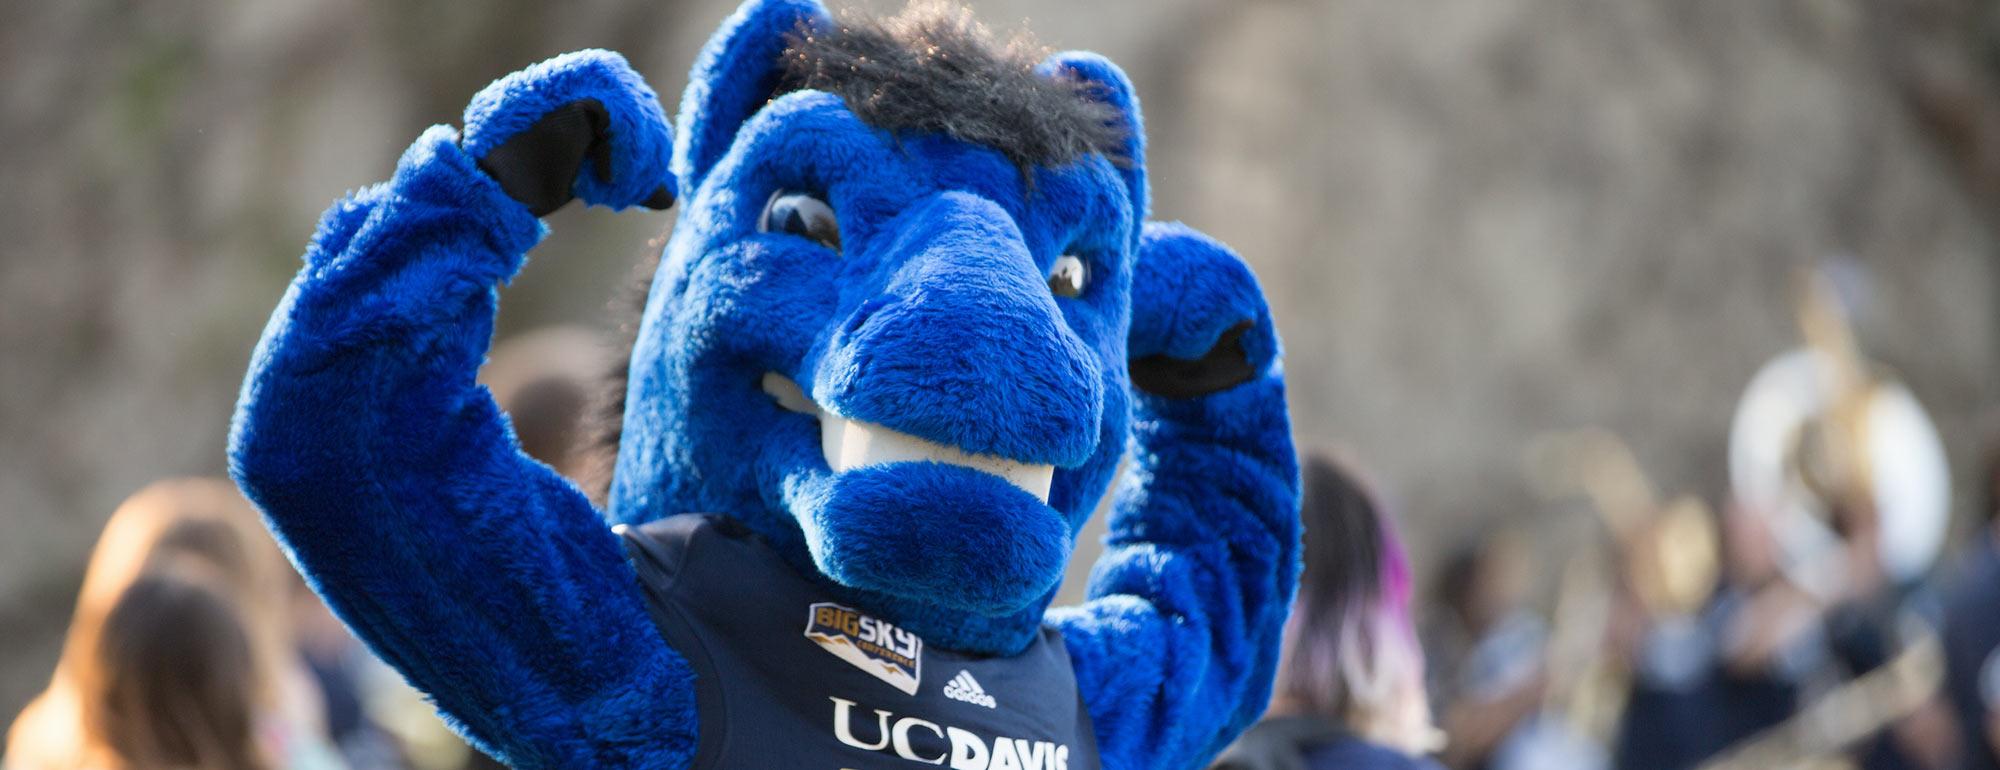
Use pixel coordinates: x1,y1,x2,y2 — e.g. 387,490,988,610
460,50,677,217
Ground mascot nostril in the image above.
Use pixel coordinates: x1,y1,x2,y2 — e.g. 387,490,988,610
840,294,895,339
229,2,1301,770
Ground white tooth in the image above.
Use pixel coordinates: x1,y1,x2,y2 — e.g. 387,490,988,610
761,372,820,415
763,372,1056,502
821,415,1055,504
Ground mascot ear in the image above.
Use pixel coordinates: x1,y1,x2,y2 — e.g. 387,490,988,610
673,0,832,190
1038,51,1148,221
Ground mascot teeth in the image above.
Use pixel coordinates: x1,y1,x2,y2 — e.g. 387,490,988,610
763,372,1055,503
763,371,820,416
824,417,1057,504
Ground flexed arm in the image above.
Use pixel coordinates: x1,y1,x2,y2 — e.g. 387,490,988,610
228,52,693,770
1050,223,1302,770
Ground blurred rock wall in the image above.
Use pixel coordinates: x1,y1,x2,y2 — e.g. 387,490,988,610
1146,0,2000,564
2,0,1996,729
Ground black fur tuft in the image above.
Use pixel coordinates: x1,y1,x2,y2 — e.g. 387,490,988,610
780,1,1129,172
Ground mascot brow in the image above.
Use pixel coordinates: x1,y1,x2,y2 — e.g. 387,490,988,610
228,1,1301,769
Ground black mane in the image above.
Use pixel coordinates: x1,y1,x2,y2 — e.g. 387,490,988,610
779,1,1128,171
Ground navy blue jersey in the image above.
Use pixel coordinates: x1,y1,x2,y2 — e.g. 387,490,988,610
618,514,1100,770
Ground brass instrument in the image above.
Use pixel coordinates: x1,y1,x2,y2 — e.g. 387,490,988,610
1726,270,1950,601
1699,267,1954,768
1699,614,1944,770
1524,428,1723,744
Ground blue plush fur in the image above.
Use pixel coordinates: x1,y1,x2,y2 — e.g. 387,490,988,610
229,2,1300,769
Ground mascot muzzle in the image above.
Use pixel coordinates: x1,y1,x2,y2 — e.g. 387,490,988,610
766,191,1107,615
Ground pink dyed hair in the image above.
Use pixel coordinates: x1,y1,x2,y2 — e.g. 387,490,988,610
1271,452,1441,754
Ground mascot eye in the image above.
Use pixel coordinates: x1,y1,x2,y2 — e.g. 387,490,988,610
1048,255,1088,298
759,190,841,251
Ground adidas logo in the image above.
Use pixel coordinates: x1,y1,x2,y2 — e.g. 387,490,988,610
943,670,997,708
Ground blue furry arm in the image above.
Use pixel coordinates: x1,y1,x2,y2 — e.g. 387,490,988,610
229,52,695,770
1050,223,1302,770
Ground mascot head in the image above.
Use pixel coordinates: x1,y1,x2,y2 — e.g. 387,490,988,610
605,0,1146,653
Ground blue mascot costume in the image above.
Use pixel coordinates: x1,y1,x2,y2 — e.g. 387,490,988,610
230,2,1300,768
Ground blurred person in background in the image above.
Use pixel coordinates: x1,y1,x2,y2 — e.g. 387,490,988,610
1423,528,1546,770
73,569,267,770
3,479,344,770
1809,444,1955,770
1935,416,2000,770
1986,664,2000,770
1602,547,1714,770
1212,451,1444,770
1708,498,1824,747
1619,481,1956,769
1610,497,1820,769
289,578,413,770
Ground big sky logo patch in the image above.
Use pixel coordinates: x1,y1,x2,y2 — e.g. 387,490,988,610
805,602,923,695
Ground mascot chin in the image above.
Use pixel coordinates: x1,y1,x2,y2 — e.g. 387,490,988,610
230,2,1300,768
